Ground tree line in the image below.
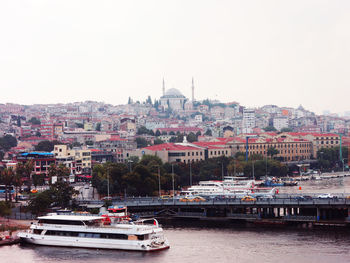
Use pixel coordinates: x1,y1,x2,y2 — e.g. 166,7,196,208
92,153,289,197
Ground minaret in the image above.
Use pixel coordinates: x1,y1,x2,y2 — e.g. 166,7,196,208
162,78,165,96
191,77,195,102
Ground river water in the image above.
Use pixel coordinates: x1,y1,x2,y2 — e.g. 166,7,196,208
1,177,350,263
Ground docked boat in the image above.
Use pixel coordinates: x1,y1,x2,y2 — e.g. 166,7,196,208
18,213,170,251
182,177,255,197
261,177,284,187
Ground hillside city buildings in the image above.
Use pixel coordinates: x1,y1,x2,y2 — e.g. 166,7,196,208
0,81,349,181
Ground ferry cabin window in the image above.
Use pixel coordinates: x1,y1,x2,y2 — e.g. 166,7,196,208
33,229,43,234
38,219,84,226
137,234,149,240
45,231,128,240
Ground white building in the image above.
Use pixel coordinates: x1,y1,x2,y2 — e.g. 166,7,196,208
273,117,289,131
242,108,255,133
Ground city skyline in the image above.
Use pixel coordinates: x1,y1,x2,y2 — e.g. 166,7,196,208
1,1,350,115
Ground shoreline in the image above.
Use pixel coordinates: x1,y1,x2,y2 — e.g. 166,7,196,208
0,217,31,235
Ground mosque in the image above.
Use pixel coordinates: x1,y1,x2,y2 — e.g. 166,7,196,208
159,79,195,111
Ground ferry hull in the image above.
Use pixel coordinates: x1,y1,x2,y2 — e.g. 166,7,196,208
18,233,170,252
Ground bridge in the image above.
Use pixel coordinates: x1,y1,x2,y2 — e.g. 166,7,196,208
77,194,350,228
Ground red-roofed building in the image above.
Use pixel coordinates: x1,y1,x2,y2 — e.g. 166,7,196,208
140,140,232,164
281,132,341,158
227,135,312,162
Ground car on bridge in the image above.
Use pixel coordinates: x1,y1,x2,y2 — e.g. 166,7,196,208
192,196,206,202
159,195,173,200
317,193,337,199
294,195,313,201
241,196,256,202
179,196,206,202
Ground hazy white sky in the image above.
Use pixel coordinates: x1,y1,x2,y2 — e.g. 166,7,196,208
0,1,349,114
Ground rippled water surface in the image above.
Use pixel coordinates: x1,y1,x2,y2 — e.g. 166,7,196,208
1,227,350,263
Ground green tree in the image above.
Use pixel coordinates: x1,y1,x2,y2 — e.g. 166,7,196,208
136,137,149,148
187,132,197,142
20,160,34,191
50,181,78,207
154,138,164,145
122,164,158,196
280,127,293,132
267,147,279,159
28,181,78,215
28,190,52,216
28,117,41,125
137,126,153,135
95,123,101,131
48,164,70,183
146,96,152,105
0,201,12,217
0,135,17,151
32,174,45,188
155,130,161,137
126,156,139,172
14,162,26,202
263,126,277,132
35,140,60,152
204,129,212,136
1,168,14,202
85,140,94,146
317,147,348,171
176,133,184,142
139,155,163,167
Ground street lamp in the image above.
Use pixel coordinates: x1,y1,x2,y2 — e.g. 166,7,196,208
128,160,133,173
158,166,161,197
221,161,224,181
217,161,224,181
342,158,347,173
319,152,324,174
107,167,110,200
265,156,268,179
189,161,192,187
233,157,236,177
171,163,175,202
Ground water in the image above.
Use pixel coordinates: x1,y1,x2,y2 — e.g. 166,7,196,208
1,177,350,263
1,226,350,263
280,175,350,194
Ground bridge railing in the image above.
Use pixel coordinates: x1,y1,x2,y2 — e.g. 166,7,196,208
283,215,316,221
227,213,260,219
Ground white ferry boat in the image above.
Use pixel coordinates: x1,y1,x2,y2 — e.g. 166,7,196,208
182,177,255,197
18,213,170,251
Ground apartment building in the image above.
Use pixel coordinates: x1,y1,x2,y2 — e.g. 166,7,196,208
53,145,91,176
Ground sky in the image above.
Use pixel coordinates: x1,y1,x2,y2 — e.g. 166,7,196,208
0,1,349,115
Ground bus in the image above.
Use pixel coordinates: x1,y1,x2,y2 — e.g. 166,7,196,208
0,185,15,199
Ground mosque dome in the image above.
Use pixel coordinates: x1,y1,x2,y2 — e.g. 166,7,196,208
163,88,185,98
